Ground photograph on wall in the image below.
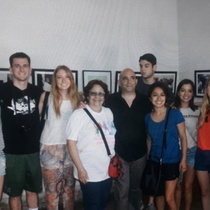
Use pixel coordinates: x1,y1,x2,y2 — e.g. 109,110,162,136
0,68,33,84
32,69,78,91
83,70,112,92
154,71,177,94
0,68,11,85
194,70,210,97
115,71,141,92
115,71,177,93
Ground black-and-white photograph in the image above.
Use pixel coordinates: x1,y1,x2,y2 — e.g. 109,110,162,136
154,71,177,94
114,71,177,93
32,69,78,91
194,70,210,97
83,70,112,92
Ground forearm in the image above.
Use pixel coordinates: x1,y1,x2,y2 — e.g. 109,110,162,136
67,140,84,172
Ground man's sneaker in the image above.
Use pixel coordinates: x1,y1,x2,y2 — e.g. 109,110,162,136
146,203,156,210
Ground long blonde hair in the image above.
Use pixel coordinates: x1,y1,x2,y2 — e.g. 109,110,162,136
198,77,210,128
51,65,80,116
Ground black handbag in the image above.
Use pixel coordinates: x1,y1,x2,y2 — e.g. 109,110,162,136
38,91,50,139
83,108,123,178
141,108,171,196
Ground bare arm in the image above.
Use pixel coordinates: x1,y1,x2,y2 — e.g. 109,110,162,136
177,122,187,172
38,92,46,116
146,134,152,158
67,140,88,184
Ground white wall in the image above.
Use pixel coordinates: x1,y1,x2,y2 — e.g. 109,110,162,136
0,0,179,91
177,0,210,101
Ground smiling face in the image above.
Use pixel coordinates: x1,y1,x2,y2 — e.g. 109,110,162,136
178,83,193,106
88,84,105,112
150,87,166,108
10,58,31,83
55,69,71,91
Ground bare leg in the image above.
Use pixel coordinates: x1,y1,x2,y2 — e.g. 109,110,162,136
165,179,177,210
196,170,210,210
0,176,4,201
175,183,182,210
26,191,38,208
155,195,165,210
183,166,195,210
9,196,22,210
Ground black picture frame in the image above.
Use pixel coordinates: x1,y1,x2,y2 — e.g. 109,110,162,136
0,68,33,84
114,71,141,92
154,71,177,94
114,71,177,94
32,69,78,91
82,70,112,92
0,68,11,85
194,70,210,97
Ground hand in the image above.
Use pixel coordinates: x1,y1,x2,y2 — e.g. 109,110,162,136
179,158,187,173
78,168,88,184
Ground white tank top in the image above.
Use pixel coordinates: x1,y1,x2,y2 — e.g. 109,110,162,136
40,95,73,145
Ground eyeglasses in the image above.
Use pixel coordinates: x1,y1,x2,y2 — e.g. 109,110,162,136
89,91,105,97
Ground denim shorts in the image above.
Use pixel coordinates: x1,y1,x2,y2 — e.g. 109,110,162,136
194,147,210,173
187,146,196,166
0,151,5,176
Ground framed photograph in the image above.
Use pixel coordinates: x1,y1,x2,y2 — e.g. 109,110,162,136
32,69,78,91
82,70,112,92
115,71,141,92
154,71,177,94
114,71,177,94
194,70,210,97
0,68,12,85
0,68,33,84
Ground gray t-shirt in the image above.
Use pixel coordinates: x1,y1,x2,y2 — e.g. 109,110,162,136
136,77,174,104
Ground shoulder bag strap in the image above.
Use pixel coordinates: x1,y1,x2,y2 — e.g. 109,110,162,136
41,91,50,122
160,107,171,162
83,108,111,156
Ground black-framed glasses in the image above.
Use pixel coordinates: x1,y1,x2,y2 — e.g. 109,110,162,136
89,91,105,97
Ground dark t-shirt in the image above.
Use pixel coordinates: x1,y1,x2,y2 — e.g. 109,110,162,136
106,91,152,161
136,77,174,104
0,82,42,154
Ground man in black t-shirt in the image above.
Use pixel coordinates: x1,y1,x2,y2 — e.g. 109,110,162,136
0,52,42,210
106,68,152,210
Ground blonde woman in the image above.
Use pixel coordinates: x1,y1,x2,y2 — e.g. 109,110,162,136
195,77,210,210
39,65,80,210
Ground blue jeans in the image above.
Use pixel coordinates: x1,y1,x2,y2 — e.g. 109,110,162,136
80,178,112,210
114,154,147,210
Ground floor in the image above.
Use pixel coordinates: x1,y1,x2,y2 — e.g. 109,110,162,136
74,192,202,210
74,176,203,210
0,178,203,210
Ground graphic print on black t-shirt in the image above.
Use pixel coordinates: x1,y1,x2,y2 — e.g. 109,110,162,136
7,96,36,115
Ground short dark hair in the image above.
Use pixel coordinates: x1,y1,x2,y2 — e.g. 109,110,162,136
139,53,157,66
148,81,169,106
9,52,31,67
83,79,109,104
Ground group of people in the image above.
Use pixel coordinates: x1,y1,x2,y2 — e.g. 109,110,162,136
0,52,210,210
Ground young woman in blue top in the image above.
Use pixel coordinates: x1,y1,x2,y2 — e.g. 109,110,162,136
145,82,187,210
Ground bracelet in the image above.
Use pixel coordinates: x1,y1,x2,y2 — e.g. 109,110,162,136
79,168,85,172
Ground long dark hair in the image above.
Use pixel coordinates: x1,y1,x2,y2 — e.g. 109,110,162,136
173,79,198,111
